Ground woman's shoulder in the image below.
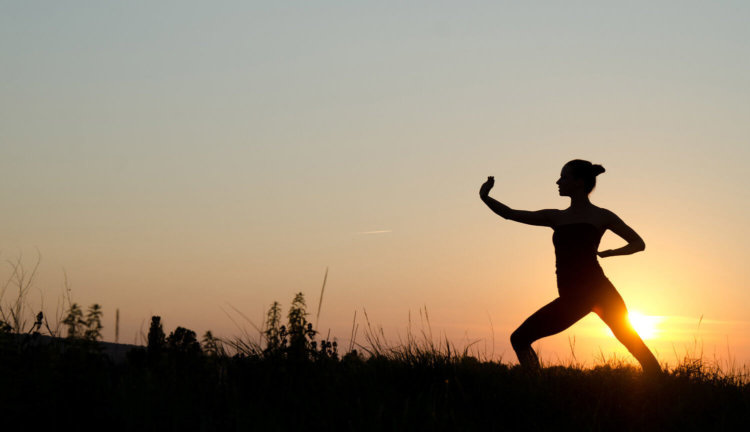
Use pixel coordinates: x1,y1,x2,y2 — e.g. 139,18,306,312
555,205,615,228
594,206,618,218
594,207,624,226
557,205,612,217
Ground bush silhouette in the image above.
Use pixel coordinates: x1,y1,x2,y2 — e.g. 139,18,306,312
167,327,201,355
147,316,166,355
256,292,339,362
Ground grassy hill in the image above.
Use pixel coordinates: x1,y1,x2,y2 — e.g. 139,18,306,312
2,325,748,431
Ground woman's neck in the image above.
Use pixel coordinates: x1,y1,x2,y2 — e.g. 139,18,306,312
568,193,591,210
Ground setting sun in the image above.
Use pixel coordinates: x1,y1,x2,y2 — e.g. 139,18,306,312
627,310,662,340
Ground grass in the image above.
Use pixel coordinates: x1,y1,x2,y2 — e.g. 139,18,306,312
1,260,749,430
3,325,749,431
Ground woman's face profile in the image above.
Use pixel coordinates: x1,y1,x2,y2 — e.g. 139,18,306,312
556,165,582,196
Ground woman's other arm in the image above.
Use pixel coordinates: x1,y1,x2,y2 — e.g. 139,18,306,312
598,210,646,258
479,176,557,227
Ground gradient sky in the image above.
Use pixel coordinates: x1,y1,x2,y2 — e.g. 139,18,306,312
2,1,749,367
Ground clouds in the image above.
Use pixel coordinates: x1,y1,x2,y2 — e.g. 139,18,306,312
356,230,392,235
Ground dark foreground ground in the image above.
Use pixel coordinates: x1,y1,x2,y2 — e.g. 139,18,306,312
2,334,748,432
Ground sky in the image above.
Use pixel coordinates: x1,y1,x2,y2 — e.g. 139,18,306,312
1,1,749,368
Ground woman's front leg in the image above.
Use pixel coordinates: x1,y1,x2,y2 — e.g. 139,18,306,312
510,297,591,370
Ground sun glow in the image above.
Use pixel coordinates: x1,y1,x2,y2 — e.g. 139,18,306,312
626,310,662,340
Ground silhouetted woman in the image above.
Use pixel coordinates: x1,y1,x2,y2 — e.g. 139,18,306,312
479,160,661,374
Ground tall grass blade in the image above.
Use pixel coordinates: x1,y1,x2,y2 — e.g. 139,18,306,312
315,267,328,329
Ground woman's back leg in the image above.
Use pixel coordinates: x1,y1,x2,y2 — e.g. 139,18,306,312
594,289,661,374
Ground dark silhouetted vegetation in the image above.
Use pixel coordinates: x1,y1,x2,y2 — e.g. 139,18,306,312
1,270,749,430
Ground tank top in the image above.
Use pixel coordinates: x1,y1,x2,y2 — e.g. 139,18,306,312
552,223,609,297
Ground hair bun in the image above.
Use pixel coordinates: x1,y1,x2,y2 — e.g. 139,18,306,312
592,164,606,176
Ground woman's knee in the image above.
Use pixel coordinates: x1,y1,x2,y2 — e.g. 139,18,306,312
510,328,530,350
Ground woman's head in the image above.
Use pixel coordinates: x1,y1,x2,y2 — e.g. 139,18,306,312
557,159,605,195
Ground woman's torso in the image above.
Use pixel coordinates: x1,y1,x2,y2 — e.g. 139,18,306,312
551,210,611,297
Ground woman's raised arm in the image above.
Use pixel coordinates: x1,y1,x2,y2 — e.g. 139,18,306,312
479,176,557,227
